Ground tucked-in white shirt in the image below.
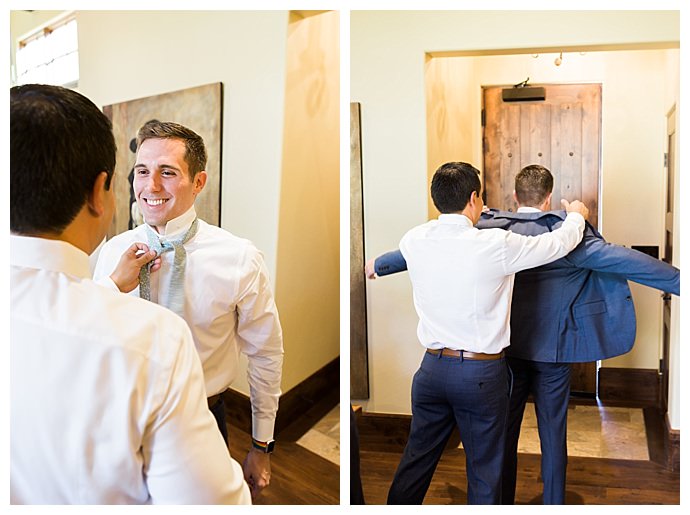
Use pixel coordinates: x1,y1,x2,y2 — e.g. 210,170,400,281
93,206,284,442
399,212,585,354
10,235,250,505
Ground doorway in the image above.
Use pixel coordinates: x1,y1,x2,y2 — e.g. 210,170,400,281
660,105,676,413
482,82,602,395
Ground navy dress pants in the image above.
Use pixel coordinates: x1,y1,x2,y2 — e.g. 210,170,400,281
210,396,229,445
501,357,571,505
387,351,510,505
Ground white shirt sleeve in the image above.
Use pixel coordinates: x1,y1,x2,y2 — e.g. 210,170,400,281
92,240,121,291
502,212,585,275
235,249,284,442
144,319,251,504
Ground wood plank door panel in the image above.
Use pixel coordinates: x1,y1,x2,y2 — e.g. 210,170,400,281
483,83,602,395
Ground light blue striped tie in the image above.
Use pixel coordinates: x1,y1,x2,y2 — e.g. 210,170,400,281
138,218,199,318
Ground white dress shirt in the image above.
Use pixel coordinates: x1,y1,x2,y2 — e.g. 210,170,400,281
93,206,284,442
10,235,250,505
399,211,585,354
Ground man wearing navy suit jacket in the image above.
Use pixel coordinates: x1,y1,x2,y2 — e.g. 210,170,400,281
367,164,680,504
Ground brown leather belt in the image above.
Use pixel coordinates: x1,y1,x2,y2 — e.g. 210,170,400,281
426,348,504,361
207,393,222,408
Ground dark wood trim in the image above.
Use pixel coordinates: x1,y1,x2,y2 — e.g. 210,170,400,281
644,406,681,472
598,367,659,406
223,357,339,441
665,414,680,472
350,102,370,399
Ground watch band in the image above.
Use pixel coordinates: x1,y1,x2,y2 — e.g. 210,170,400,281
252,438,275,453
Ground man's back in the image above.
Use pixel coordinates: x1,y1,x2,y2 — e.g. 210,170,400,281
477,209,680,362
10,235,250,504
374,209,679,362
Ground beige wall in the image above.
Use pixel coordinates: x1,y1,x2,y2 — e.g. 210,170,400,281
663,50,681,430
274,11,340,390
352,11,680,425
425,49,676,371
10,10,338,396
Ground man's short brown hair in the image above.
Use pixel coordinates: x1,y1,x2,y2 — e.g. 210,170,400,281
515,164,553,207
137,121,207,178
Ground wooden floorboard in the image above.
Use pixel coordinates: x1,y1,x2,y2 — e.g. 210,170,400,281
227,406,340,504
358,448,679,505
355,399,679,505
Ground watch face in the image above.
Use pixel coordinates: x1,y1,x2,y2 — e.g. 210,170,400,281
266,440,275,453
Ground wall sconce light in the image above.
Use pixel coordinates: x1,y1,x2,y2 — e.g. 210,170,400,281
554,51,563,66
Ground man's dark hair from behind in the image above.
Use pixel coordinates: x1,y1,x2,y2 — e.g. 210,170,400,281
137,120,207,179
514,164,553,207
10,84,116,235
430,161,482,214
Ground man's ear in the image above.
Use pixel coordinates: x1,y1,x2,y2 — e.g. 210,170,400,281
86,172,110,217
465,190,475,210
193,170,208,196
513,190,519,204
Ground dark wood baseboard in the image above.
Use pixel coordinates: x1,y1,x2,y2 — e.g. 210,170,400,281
665,415,680,472
223,357,339,441
598,367,659,405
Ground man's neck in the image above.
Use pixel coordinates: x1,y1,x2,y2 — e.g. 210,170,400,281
25,208,102,255
517,205,542,213
147,205,197,238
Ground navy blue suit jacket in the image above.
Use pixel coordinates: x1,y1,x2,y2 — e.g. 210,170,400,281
375,209,680,363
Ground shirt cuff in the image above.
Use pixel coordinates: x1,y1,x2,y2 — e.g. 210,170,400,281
252,416,276,443
95,275,121,292
565,211,585,223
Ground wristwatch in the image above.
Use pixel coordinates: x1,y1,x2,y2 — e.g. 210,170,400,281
252,438,276,454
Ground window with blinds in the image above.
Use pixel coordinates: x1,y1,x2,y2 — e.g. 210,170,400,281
15,15,79,88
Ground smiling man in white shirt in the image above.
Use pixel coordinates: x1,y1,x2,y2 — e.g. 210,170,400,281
384,162,589,505
10,84,250,504
93,120,284,499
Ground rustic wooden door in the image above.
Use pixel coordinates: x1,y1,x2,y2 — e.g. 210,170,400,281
482,83,602,395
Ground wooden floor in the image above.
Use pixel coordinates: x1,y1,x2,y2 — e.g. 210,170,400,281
356,404,679,505
226,397,340,505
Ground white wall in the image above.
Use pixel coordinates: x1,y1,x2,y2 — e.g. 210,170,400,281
76,11,288,280
352,11,680,418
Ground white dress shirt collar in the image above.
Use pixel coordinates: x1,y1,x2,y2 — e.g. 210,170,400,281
438,213,474,226
148,205,197,239
517,206,541,213
10,235,90,279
